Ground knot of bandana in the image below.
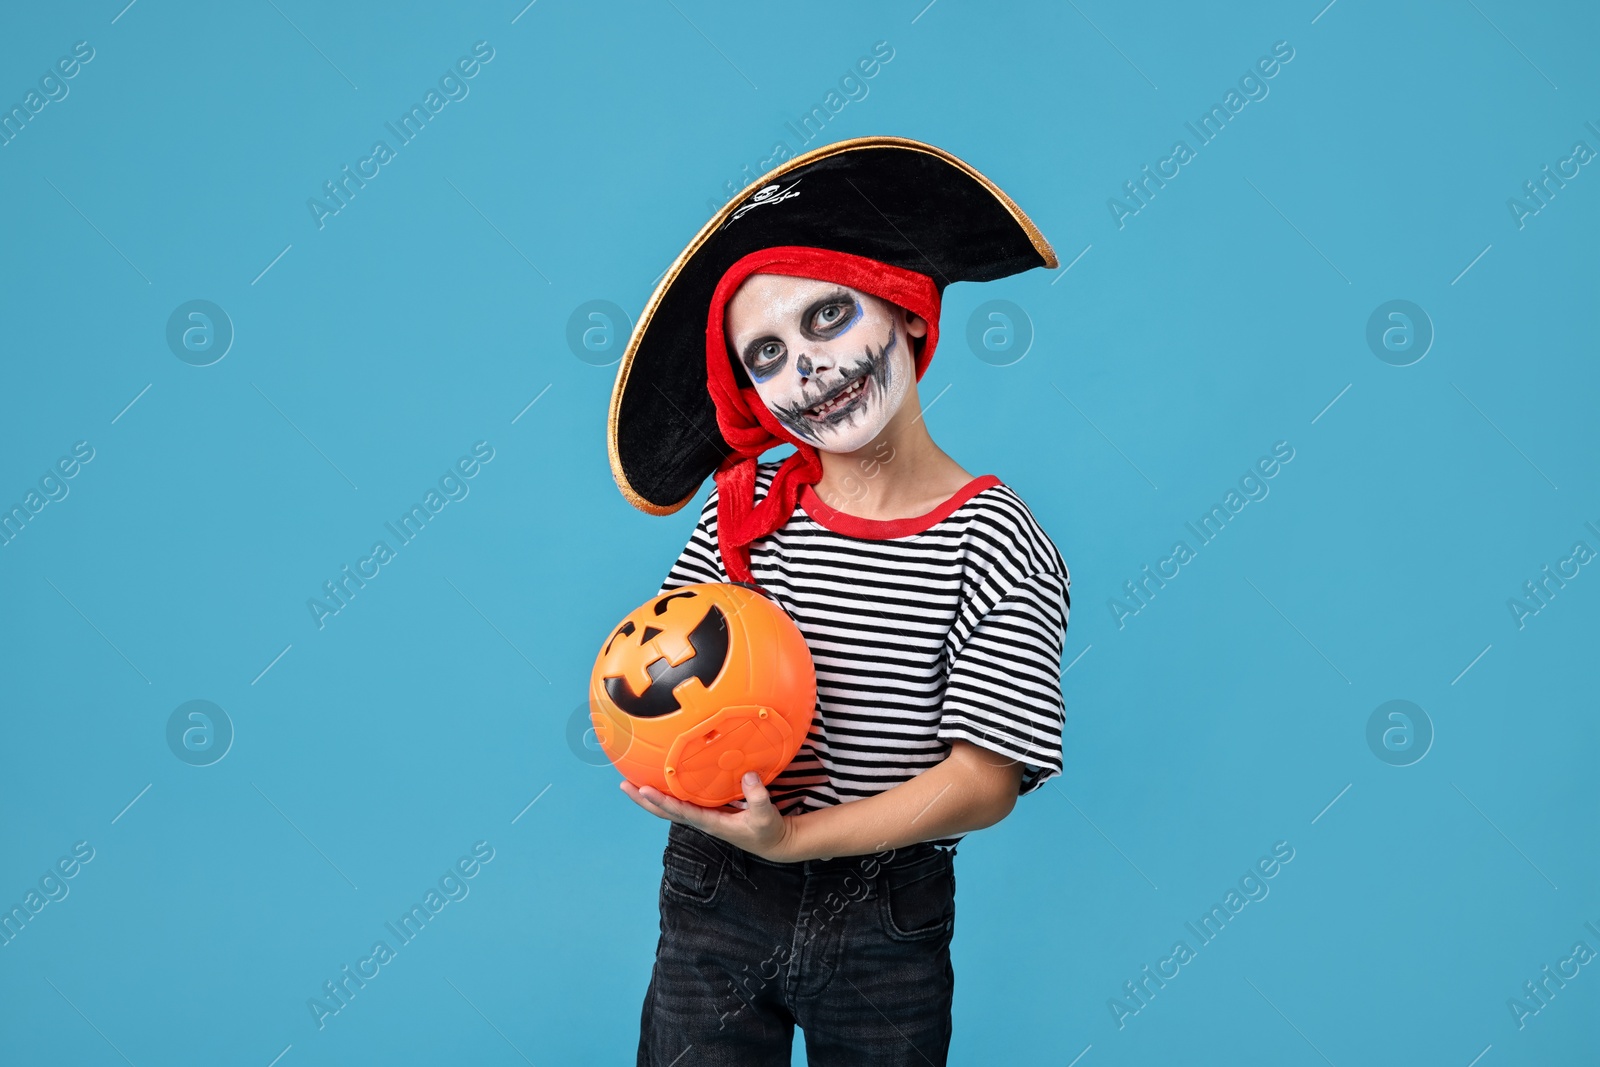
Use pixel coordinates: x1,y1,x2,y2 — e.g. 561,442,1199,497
702,246,942,585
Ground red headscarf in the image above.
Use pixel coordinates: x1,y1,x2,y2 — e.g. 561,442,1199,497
703,246,942,584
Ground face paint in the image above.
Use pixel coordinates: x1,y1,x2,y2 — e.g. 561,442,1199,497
725,274,916,454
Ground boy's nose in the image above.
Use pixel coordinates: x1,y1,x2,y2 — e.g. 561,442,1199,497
795,350,834,382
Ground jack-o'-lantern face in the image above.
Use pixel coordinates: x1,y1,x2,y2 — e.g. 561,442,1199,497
598,590,730,719
588,581,818,807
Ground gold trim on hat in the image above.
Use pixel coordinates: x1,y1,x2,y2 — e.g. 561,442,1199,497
607,134,1059,516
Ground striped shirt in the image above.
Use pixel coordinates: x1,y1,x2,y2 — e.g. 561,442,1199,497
658,460,1070,849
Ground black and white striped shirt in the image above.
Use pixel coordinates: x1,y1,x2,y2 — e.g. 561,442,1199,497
659,460,1070,849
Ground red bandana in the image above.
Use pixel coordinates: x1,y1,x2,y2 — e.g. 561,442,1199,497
703,246,942,584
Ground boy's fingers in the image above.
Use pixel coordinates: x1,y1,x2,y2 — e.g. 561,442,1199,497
638,786,679,816
623,782,682,823
741,771,772,808
640,785,715,832
627,781,755,843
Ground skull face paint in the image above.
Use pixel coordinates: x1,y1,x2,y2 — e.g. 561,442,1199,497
724,273,916,453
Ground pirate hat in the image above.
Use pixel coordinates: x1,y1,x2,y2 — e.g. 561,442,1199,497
607,135,1057,517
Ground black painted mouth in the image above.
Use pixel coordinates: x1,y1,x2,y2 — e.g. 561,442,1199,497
803,371,871,421
775,326,897,442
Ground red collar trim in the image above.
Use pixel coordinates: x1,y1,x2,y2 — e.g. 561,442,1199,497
798,475,1001,539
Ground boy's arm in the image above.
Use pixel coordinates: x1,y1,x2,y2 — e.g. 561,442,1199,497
622,739,1024,862
777,739,1024,860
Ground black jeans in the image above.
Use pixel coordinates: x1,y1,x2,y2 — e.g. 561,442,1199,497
637,821,958,1067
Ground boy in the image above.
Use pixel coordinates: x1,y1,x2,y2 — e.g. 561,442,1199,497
607,137,1069,1066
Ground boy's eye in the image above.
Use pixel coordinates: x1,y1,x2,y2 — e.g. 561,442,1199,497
812,302,851,331
749,340,785,375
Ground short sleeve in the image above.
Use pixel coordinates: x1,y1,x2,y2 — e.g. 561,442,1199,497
657,488,727,595
937,568,1070,796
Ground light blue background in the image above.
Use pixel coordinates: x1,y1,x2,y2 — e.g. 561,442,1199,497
2,1,1597,1064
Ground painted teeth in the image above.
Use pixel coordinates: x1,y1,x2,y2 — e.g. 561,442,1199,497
809,377,865,417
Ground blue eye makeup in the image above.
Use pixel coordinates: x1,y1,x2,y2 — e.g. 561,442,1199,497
740,290,862,383
743,339,786,382
803,293,861,340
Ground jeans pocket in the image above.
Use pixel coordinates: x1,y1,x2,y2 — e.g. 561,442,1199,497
661,834,726,907
878,852,955,941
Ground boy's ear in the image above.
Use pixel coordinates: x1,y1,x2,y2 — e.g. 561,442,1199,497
902,307,928,339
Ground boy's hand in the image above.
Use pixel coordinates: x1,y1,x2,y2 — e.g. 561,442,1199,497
621,771,796,863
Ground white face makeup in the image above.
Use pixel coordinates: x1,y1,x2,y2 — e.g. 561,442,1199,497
724,274,920,453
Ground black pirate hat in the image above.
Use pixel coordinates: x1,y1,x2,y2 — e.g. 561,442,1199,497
607,135,1057,516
